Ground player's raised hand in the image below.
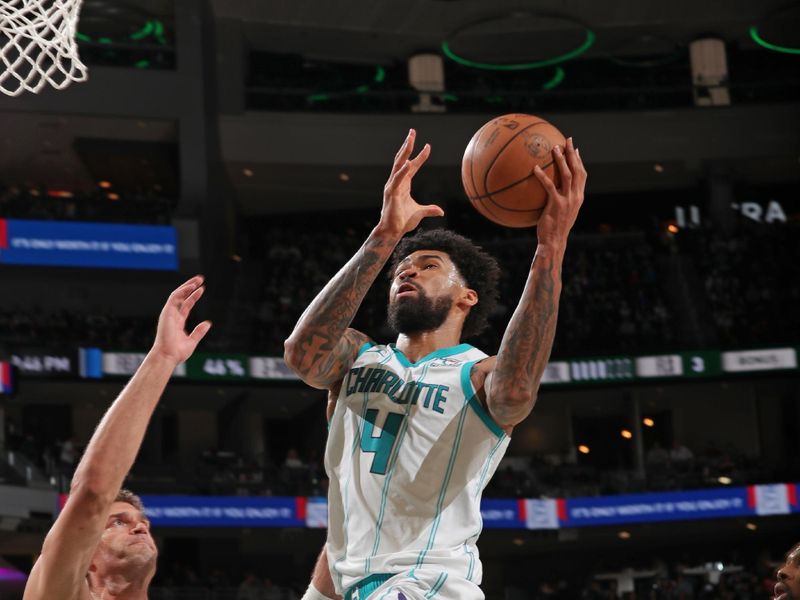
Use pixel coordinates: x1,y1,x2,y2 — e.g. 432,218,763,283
151,276,212,364
533,136,587,250
378,129,444,236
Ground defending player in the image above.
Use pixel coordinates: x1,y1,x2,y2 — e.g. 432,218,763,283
285,129,586,600
776,542,800,600
23,277,211,600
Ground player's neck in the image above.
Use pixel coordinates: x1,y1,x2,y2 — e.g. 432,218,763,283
395,321,463,363
88,569,151,600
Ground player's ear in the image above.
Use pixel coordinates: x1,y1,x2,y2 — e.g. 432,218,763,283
460,288,478,308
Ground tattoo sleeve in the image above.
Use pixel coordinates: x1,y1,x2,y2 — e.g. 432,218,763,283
284,227,401,389
487,246,563,427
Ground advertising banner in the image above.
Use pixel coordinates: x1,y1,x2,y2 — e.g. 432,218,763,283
54,483,798,530
0,361,14,393
0,219,177,270
480,499,527,529
560,487,752,528
140,495,306,528
10,349,77,378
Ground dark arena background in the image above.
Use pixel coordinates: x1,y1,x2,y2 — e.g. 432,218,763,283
1,1,799,598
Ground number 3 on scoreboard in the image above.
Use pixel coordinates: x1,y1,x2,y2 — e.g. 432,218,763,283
360,409,405,475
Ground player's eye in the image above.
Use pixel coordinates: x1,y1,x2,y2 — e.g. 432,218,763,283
423,264,437,270
112,519,125,527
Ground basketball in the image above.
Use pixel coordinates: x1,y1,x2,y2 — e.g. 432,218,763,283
461,113,567,228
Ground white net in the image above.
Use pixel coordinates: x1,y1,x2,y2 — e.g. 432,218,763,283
0,0,87,97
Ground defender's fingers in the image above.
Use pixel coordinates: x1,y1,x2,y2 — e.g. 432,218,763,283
189,320,212,344
179,284,205,318
169,276,204,303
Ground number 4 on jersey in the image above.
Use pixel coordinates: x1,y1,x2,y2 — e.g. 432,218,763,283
360,409,405,475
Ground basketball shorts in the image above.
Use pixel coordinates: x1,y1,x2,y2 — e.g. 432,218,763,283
344,569,484,600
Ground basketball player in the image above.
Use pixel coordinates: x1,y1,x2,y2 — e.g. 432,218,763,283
285,129,586,600
23,277,211,600
776,542,800,600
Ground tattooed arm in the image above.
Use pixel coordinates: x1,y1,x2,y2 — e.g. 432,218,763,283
284,129,443,389
473,137,587,430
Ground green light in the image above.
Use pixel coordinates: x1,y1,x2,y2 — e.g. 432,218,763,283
442,30,595,71
135,59,150,69
98,37,112,44
750,25,800,55
307,93,331,103
129,21,154,41
442,93,459,102
154,20,167,45
485,95,504,103
306,65,386,103
75,32,91,42
541,66,565,90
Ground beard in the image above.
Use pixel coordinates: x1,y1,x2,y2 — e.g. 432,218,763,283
387,290,453,335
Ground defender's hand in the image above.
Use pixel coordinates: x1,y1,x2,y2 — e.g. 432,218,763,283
533,137,587,251
151,276,212,365
378,129,444,236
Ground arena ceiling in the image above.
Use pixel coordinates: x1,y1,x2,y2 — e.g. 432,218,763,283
212,0,793,62
0,1,797,210
212,0,800,214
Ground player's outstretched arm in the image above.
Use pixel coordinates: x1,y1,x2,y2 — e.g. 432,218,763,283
300,546,341,600
477,139,587,430
284,129,443,389
23,277,211,600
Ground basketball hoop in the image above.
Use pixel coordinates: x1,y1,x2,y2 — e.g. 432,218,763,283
0,0,88,97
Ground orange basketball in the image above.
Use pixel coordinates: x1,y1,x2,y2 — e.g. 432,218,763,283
461,113,566,228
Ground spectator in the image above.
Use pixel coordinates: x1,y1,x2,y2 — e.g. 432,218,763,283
646,442,670,466
670,441,694,467
262,577,284,600
284,448,305,470
237,573,261,600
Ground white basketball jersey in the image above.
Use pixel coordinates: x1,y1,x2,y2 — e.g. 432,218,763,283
325,342,510,595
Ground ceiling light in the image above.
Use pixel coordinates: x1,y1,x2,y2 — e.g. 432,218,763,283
718,476,732,485
746,522,757,531
98,180,112,189
578,445,590,455
654,163,664,173
339,173,350,182
618,531,631,540
107,192,120,201
667,224,679,234
621,429,633,439
242,168,254,177
643,418,655,427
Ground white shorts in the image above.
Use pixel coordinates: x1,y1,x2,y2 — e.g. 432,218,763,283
346,569,484,600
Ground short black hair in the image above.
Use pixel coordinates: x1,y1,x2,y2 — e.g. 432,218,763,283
389,228,500,339
787,542,800,564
